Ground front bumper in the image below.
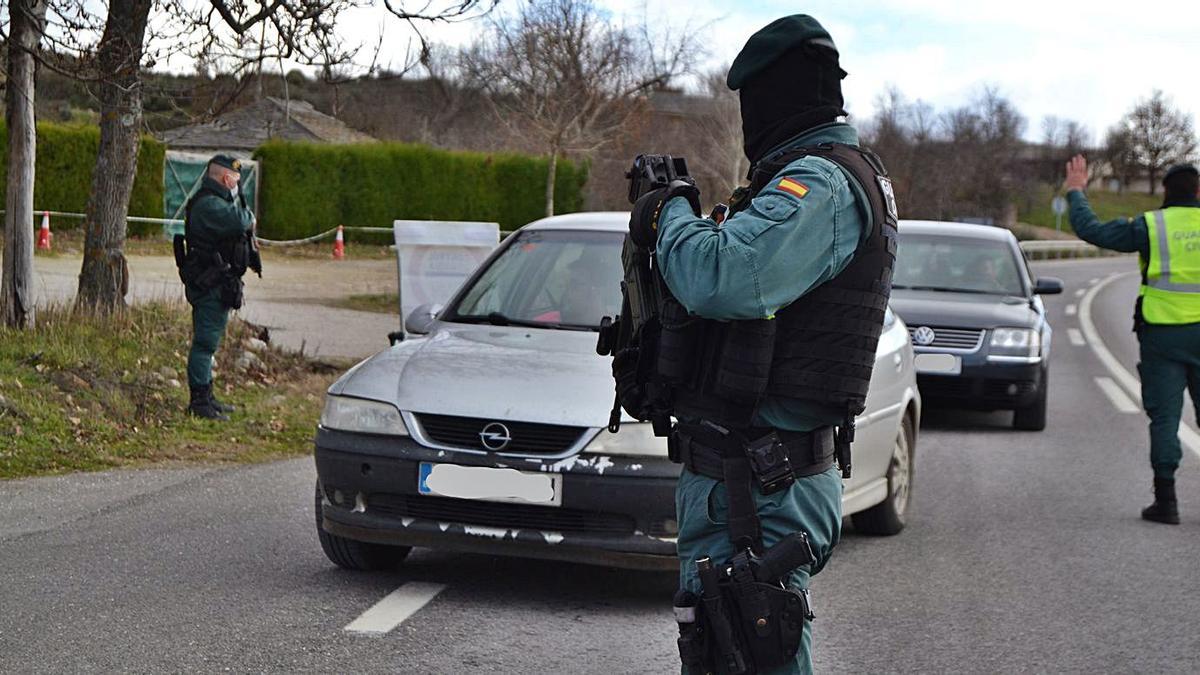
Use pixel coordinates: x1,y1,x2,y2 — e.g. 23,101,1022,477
916,360,1045,410
314,428,680,571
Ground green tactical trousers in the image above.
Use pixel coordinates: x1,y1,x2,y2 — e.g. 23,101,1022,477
676,466,843,675
1137,323,1200,480
187,288,231,388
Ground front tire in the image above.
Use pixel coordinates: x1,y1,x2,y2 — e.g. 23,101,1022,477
315,481,412,571
852,411,915,536
1012,368,1048,431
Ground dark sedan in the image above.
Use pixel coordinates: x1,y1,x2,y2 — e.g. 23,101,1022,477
890,220,1063,430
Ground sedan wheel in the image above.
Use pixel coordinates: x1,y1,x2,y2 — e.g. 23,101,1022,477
851,412,915,536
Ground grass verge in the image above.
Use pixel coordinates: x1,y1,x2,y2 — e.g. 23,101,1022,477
1019,185,1162,232
0,302,342,480
328,293,401,315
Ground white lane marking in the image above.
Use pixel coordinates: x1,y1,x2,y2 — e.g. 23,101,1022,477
1065,304,1078,316
1080,272,1200,457
1095,376,1140,414
1089,277,1100,285
1067,328,1086,346
344,582,447,635
1074,288,1086,298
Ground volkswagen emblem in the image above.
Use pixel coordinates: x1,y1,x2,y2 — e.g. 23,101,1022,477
479,422,512,451
913,326,936,346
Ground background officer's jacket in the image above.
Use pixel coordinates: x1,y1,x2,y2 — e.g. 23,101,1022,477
187,176,255,259
655,122,869,432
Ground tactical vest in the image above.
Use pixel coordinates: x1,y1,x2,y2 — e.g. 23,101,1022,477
1139,207,1200,325
662,143,899,428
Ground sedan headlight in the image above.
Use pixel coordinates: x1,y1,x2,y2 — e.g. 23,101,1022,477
320,396,409,436
581,423,667,458
989,327,1041,358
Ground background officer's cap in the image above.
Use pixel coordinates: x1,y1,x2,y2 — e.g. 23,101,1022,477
209,154,242,172
1163,164,1198,184
727,14,839,91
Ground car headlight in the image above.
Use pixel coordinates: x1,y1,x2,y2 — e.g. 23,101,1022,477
320,396,409,436
581,423,667,458
989,327,1041,357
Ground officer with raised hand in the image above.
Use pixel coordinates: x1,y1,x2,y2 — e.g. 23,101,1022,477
175,155,259,421
1064,156,1200,524
633,15,897,673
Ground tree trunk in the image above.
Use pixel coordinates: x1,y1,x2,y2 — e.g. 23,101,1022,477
1,0,46,329
544,149,558,217
76,0,152,313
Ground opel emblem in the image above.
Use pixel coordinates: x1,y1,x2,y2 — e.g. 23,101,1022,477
479,422,512,451
913,326,936,346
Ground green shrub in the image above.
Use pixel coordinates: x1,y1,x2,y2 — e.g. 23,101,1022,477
0,121,166,235
253,141,588,240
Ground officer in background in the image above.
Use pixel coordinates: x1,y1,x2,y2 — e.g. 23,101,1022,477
637,15,897,673
176,155,260,421
1064,156,1200,524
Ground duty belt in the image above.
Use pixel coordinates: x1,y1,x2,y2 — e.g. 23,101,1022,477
672,424,836,485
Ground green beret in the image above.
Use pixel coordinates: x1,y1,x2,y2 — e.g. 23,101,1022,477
209,154,242,172
1163,164,1198,184
727,15,839,91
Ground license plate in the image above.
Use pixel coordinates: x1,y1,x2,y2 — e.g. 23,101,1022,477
915,353,962,375
418,462,562,506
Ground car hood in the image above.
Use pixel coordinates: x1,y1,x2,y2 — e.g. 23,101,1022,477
890,289,1037,330
332,322,614,428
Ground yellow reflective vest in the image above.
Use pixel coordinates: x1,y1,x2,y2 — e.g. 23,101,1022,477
1141,207,1200,324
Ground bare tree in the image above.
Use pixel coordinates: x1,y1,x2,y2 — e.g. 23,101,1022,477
692,68,747,197
1102,125,1138,193
1120,89,1197,195
1,0,46,328
463,0,693,216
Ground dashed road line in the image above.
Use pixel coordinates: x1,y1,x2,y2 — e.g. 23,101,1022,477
1074,288,1086,298
1080,272,1200,457
1067,328,1086,346
1094,376,1140,414
1065,304,1078,316
344,582,448,635
1089,277,1099,285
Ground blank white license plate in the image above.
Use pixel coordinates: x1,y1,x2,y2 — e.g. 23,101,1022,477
418,462,562,506
915,353,962,375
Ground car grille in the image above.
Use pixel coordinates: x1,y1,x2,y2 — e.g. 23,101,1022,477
367,493,636,536
415,413,586,454
909,326,984,351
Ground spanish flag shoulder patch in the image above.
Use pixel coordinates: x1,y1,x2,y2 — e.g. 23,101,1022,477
776,177,810,199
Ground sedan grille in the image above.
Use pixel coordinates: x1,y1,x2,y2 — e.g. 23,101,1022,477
415,413,586,454
368,493,636,536
908,326,984,351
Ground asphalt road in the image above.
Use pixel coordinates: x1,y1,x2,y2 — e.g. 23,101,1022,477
4,255,1200,673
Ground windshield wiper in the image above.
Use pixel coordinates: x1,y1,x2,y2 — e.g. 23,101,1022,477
893,284,1000,295
452,312,597,332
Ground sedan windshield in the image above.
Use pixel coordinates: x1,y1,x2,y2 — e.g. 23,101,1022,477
894,233,1026,297
447,229,624,330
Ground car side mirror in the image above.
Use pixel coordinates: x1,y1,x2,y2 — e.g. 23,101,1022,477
405,303,443,335
1034,277,1064,295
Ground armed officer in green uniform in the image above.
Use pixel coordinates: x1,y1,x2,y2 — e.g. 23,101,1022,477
624,16,898,674
174,155,261,421
1064,156,1200,524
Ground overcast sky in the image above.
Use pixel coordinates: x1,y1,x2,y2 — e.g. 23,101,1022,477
335,0,1200,143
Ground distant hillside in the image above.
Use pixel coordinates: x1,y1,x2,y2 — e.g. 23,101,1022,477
1019,185,1163,233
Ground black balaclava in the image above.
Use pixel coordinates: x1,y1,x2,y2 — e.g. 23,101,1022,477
739,43,847,165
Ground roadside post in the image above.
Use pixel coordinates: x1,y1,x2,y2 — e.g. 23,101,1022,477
391,220,499,342
1052,195,1067,231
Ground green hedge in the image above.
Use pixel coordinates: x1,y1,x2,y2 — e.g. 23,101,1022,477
253,141,588,240
0,121,165,235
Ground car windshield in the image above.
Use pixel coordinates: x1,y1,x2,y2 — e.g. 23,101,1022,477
894,233,1026,297
447,229,624,331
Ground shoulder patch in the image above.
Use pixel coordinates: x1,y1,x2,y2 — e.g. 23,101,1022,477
777,177,810,199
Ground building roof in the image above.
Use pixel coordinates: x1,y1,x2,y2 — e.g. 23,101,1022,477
158,97,375,151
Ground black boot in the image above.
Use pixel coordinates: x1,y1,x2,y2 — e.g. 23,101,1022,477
188,384,229,422
208,382,236,414
1141,478,1179,525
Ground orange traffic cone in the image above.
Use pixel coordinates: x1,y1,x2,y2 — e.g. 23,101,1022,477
332,225,345,260
36,211,51,251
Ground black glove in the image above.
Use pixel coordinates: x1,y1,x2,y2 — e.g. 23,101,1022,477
629,180,702,248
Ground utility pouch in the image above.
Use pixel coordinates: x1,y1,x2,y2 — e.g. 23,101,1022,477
657,297,701,385
219,277,244,310
715,319,775,402
745,432,794,495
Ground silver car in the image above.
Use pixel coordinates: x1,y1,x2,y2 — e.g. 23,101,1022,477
313,212,922,571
